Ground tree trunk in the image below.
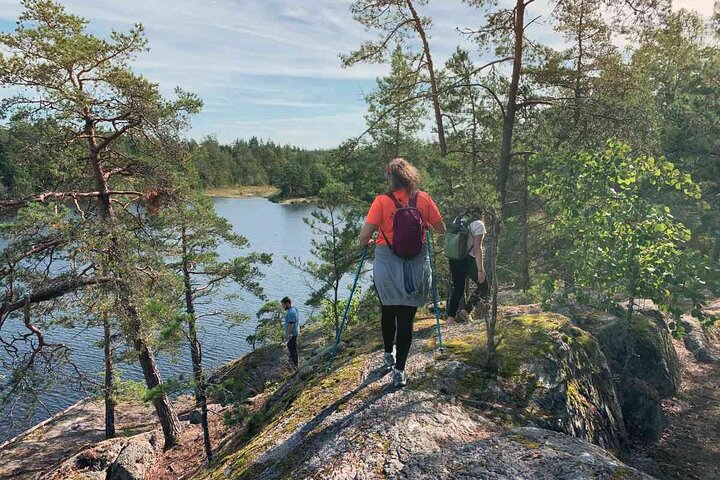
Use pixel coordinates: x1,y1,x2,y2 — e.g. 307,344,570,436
626,296,635,322
519,157,530,290
189,328,212,462
137,338,183,448
182,226,213,462
406,0,446,156
496,0,527,212
574,0,585,127
485,212,500,374
86,117,181,449
198,378,212,463
470,92,479,173
395,113,401,158
103,313,116,439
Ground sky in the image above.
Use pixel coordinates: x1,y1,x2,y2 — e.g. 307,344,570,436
0,0,714,149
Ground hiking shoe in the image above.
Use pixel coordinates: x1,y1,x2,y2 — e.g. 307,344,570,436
384,352,395,369
393,368,407,388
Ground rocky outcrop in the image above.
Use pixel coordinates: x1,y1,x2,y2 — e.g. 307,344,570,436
597,314,680,397
619,378,663,441
107,431,159,480
680,315,719,364
558,302,681,441
458,313,626,450
200,314,646,479
564,302,680,397
50,429,161,480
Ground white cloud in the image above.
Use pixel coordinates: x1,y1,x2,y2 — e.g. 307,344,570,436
0,0,714,147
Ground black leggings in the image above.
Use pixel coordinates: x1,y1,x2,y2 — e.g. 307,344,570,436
447,256,489,318
381,305,417,371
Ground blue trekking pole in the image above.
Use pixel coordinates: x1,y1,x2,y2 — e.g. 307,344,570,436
327,246,368,371
426,230,445,352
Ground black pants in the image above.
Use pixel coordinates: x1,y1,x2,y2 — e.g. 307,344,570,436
381,305,417,371
447,256,489,318
287,335,298,367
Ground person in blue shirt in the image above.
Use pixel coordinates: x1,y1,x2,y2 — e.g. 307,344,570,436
281,296,299,368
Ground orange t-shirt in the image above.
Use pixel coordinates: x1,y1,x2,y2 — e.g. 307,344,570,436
365,190,443,246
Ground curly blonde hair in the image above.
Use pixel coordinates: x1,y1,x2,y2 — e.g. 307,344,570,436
386,158,421,193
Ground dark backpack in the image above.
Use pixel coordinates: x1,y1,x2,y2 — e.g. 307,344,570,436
380,192,425,258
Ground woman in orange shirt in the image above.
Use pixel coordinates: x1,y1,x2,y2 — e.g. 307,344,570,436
359,158,445,387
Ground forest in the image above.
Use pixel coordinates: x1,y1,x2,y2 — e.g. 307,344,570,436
0,0,718,478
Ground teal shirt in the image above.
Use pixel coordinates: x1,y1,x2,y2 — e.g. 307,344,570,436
284,307,299,337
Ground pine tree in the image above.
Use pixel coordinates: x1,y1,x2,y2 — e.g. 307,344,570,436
343,0,447,155
152,193,270,461
365,46,426,159
0,0,201,448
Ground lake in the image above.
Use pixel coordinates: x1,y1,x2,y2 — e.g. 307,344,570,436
0,196,356,443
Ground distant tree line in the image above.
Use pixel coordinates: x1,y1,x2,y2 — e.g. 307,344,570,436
0,128,330,200
187,136,329,198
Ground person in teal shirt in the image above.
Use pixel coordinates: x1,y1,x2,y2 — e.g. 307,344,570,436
281,296,299,367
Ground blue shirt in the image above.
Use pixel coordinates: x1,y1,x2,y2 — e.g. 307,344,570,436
284,307,300,337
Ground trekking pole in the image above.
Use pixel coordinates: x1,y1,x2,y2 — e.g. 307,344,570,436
426,230,444,352
327,246,368,372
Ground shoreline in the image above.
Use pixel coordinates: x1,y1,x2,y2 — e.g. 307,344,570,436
278,196,318,205
203,185,279,199
203,185,317,205
0,399,87,451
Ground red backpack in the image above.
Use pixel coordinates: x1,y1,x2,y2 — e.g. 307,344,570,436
380,192,425,258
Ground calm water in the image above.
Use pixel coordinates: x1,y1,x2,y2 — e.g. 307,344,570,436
0,197,351,442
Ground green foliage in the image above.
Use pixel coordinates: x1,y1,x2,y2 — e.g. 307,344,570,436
0,0,202,439
275,151,329,199
532,140,716,325
247,302,284,350
288,182,364,333
364,45,426,158
630,11,720,260
312,286,363,339
223,404,251,427
188,136,329,198
152,193,272,314
114,375,148,402
142,378,185,403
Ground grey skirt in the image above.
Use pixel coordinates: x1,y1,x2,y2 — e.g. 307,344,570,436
373,244,431,308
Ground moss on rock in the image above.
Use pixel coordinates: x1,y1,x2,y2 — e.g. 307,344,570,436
444,313,626,451
558,302,681,442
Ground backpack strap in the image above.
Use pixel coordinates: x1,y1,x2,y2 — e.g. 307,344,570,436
384,192,404,209
379,193,398,249
379,227,392,249
408,192,418,208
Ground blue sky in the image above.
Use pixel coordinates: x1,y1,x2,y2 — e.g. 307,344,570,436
0,0,713,148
